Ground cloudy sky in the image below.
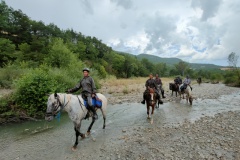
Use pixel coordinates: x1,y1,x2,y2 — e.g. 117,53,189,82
4,0,240,66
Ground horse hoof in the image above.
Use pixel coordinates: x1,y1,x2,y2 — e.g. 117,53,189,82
92,137,96,142
150,120,153,124
71,146,77,151
81,134,86,139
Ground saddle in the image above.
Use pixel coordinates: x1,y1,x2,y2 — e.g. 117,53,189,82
180,84,187,92
83,96,102,108
83,96,102,120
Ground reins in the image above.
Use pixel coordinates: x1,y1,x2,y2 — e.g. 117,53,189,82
77,95,86,114
46,94,70,117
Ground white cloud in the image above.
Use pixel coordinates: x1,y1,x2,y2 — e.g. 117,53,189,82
4,0,240,66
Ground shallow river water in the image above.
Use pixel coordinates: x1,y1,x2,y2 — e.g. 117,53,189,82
0,90,240,160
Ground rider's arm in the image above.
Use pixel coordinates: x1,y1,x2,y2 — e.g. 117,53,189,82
90,77,97,94
68,80,82,93
145,80,149,89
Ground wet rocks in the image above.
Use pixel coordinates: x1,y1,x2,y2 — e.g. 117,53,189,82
102,111,240,160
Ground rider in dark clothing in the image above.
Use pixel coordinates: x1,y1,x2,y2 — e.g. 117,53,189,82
67,68,98,120
141,74,163,105
154,74,166,98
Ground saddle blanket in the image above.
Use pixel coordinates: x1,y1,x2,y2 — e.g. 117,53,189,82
84,97,102,108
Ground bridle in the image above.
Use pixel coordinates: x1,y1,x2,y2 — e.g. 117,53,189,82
45,94,70,117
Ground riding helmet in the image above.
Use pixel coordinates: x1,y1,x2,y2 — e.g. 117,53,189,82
82,68,90,72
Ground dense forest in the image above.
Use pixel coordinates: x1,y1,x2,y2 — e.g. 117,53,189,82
0,1,239,122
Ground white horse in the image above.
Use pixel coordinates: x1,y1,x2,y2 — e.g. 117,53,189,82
45,93,107,151
178,84,193,105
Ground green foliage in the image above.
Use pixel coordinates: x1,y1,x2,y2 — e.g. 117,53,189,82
224,69,240,87
0,38,16,66
0,96,9,113
0,63,29,88
92,63,107,79
174,61,189,76
210,73,223,82
44,38,77,68
13,67,58,117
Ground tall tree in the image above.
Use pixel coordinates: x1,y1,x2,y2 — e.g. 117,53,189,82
228,52,239,68
0,38,16,66
44,38,76,68
174,61,189,76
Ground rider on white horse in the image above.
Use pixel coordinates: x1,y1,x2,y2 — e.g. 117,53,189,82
180,75,192,92
67,68,98,120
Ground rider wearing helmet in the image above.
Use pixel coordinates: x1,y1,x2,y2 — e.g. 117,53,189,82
67,68,98,120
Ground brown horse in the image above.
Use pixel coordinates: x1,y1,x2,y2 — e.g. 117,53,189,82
169,83,179,97
197,77,202,85
145,88,157,124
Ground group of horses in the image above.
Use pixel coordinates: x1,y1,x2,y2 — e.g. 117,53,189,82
45,78,197,151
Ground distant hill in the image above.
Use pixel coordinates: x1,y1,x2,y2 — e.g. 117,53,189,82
136,54,225,70
137,54,182,66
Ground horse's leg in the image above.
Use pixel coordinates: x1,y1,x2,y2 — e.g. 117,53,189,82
151,105,154,124
100,108,106,129
87,117,96,135
186,92,189,103
72,122,85,151
147,105,150,119
189,96,193,105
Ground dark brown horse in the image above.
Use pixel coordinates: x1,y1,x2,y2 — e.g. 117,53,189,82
169,83,179,97
145,88,157,124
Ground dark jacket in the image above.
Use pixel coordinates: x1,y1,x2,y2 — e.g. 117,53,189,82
155,77,162,85
145,78,158,90
70,76,97,94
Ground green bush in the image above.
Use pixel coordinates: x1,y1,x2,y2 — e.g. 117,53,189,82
0,96,9,113
0,63,29,88
224,70,240,86
12,61,101,117
13,67,58,117
210,73,223,82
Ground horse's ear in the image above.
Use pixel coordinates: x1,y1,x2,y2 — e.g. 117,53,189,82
54,92,58,98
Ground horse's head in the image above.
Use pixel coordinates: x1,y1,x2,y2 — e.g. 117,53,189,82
45,93,62,122
145,88,157,105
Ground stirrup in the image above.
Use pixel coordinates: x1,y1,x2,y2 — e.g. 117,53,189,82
158,99,163,104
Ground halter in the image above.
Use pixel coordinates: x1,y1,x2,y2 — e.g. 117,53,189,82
46,94,70,117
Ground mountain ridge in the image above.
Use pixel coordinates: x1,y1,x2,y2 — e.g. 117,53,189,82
136,54,225,70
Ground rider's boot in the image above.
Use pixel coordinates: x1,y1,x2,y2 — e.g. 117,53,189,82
141,93,146,104
161,90,166,98
88,105,98,120
157,93,163,105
